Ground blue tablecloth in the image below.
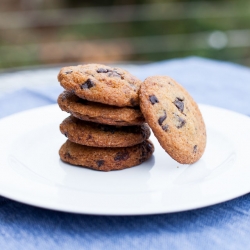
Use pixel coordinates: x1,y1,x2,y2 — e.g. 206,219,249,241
1,57,250,249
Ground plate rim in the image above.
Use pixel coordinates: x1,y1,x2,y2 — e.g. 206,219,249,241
1,103,250,215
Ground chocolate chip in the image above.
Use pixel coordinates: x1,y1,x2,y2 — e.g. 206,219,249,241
139,142,152,163
162,125,169,131
193,145,198,153
158,110,167,125
114,151,129,161
65,152,73,159
96,160,105,167
81,79,95,89
108,71,121,77
139,149,146,163
96,67,122,77
97,68,109,73
174,98,184,112
146,142,153,153
65,70,73,74
149,95,159,105
64,132,68,138
177,97,184,101
177,116,186,128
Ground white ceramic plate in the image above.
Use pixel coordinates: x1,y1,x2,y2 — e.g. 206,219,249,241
0,104,250,215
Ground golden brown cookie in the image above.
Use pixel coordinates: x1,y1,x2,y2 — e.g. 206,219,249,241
59,139,154,171
60,116,151,147
58,64,142,107
58,91,145,126
139,75,206,164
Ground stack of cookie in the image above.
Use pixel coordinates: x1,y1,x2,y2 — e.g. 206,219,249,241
57,64,154,171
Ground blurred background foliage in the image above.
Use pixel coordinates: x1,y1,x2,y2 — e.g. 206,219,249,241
0,0,250,69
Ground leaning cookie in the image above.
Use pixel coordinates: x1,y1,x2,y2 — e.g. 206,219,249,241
58,64,142,107
139,75,206,164
59,139,154,171
58,91,145,126
60,116,151,147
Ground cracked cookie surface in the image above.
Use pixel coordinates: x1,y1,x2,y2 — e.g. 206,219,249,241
58,64,142,107
139,75,206,164
58,91,145,126
59,139,154,171
60,116,151,147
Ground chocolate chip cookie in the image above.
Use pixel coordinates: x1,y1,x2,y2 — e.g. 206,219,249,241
58,64,142,107
139,75,206,164
59,139,154,171
58,91,145,126
60,116,151,147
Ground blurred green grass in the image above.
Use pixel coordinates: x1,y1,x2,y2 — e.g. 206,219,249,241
0,0,250,69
